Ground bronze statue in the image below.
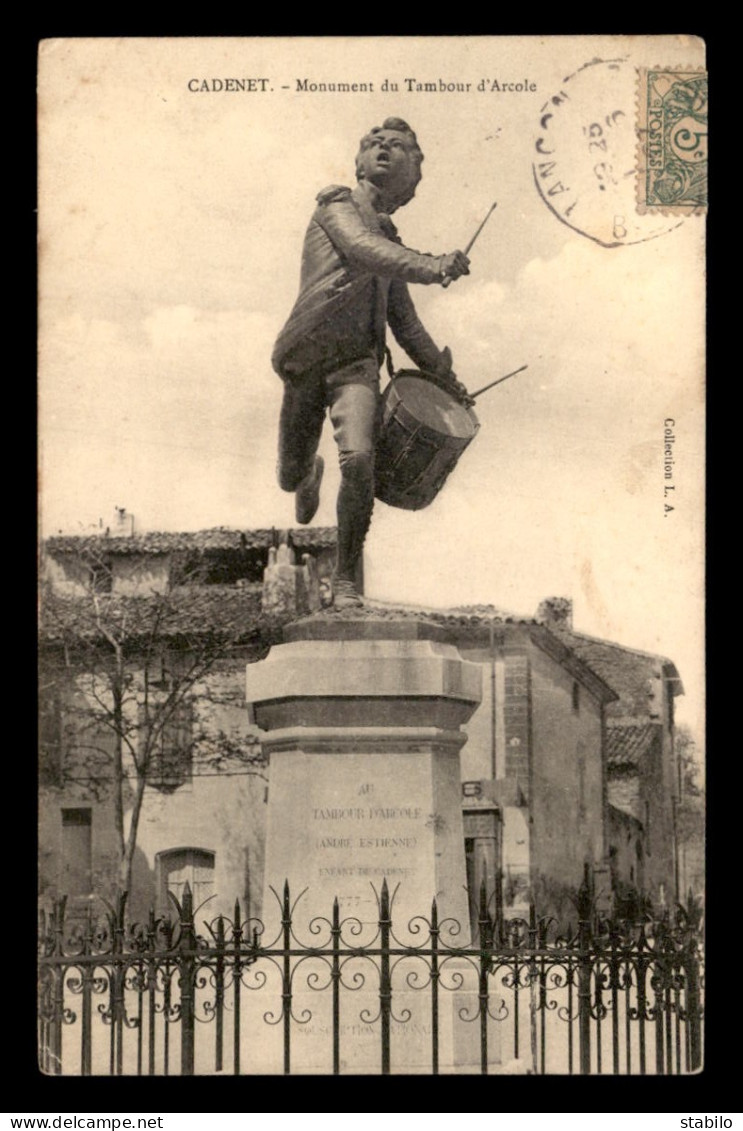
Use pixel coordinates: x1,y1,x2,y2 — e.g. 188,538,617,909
272,118,472,608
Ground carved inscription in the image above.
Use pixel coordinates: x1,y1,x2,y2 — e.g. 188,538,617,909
311,784,426,886
314,805,422,848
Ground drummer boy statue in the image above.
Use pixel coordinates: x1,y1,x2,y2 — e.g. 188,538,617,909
272,117,472,608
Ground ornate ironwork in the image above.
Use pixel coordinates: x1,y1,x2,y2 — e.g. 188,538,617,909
38,878,704,1077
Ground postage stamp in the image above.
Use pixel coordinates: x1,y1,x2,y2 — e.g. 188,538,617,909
637,68,708,213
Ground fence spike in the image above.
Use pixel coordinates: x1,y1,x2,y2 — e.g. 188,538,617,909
182,882,193,921
380,878,390,920
117,890,128,926
577,865,592,922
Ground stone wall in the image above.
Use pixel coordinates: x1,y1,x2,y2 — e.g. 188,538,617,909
529,645,604,920
38,659,268,921
111,554,171,595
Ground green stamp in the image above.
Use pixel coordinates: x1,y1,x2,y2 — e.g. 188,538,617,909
639,68,708,212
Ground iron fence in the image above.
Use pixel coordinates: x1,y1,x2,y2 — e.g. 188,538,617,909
38,874,703,1076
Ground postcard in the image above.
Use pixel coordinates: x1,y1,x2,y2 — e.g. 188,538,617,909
38,36,706,1077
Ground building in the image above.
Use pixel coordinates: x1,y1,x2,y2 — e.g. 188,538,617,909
537,597,685,914
38,527,687,930
39,525,335,923
447,597,685,928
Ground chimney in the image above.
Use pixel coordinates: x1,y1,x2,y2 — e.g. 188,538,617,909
261,537,321,617
113,507,134,536
536,596,573,630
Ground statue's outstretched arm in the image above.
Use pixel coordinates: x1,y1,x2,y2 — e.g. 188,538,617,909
316,198,444,285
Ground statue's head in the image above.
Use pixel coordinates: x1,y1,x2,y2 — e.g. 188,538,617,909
355,117,424,209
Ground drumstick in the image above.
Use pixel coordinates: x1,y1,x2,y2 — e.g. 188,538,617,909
442,202,497,289
470,364,528,400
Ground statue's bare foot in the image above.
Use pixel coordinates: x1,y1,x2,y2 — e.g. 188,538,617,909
333,579,363,609
295,456,324,525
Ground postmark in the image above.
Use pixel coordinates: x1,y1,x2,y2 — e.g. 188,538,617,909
637,68,707,213
533,58,689,247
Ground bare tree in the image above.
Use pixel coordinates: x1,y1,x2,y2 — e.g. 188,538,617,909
674,723,705,898
675,723,704,798
40,544,279,897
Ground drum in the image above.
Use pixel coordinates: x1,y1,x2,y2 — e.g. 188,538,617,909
374,371,480,511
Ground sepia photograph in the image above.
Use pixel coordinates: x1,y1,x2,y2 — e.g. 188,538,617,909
37,35,706,1076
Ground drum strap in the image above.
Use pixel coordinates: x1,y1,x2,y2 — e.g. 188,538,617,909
384,346,396,382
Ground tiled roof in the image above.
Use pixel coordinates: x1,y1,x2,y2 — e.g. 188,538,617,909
40,531,680,715
39,584,281,647
547,626,683,715
351,604,679,711
448,602,520,621
606,723,659,771
44,527,338,556
334,599,533,629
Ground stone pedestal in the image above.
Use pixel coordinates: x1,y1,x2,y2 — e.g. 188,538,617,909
246,614,500,1073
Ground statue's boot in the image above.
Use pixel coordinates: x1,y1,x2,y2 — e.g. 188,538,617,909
334,450,373,608
295,456,324,525
333,578,364,609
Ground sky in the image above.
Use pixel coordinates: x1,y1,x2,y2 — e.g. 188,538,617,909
38,36,706,741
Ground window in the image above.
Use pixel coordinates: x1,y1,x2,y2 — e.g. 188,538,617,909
148,699,193,789
61,808,92,896
148,649,188,690
87,559,113,593
157,848,215,912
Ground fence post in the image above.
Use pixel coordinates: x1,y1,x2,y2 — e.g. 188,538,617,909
282,881,293,1076
50,897,66,1076
331,898,340,1076
577,866,592,1075
147,907,156,1077
179,883,195,1076
379,879,392,1075
214,915,225,1074
528,902,538,1076
430,897,439,1076
653,917,667,1075
232,899,242,1077
81,906,93,1077
684,892,703,1071
477,879,490,1074
113,893,127,1076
